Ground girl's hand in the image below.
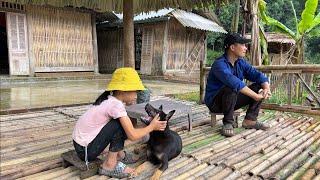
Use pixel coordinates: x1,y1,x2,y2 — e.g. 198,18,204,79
150,114,167,131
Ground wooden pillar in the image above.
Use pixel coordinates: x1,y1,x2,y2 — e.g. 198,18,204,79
123,0,135,68
162,21,169,74
200,60,205,104
91,13,99,74
26,11,35,76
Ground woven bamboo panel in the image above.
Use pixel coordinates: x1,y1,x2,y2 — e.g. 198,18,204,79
27,6,94,71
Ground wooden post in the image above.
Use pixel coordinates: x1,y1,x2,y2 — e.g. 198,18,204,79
26,11,35,76
162,21,169,74
200,60,205,104
123,0,135,68
288,74,292,105
91,13,99,74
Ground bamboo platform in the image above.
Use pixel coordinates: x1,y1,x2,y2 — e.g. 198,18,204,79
1,97,320,180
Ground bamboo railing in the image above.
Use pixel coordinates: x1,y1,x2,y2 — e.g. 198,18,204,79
200,62,320,115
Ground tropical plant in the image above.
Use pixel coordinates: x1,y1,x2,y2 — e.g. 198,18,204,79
258,0,320,64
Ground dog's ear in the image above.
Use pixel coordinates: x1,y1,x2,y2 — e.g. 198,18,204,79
159,105,163,111
165,110,175,121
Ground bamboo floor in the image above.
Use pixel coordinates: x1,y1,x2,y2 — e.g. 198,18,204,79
1,96,320,180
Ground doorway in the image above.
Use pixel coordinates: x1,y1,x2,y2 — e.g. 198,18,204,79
134,28,142,71
0,12,9,74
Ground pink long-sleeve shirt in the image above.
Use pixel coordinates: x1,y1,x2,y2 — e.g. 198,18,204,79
72,95,127,146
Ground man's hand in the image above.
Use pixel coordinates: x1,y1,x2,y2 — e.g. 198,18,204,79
254,92,265,101
259,89,272,100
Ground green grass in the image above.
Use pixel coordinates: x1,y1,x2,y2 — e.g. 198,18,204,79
172,91,200,103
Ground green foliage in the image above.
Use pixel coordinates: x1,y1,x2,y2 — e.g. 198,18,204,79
206,50,223,66
299,0,319,33
259,0,296,38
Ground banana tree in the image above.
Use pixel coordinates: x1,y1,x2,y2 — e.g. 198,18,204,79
258,0,320,64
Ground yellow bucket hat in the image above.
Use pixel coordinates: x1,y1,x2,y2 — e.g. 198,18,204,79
106,67,146,91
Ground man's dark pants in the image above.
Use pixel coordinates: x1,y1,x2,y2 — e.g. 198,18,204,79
209,83,262,125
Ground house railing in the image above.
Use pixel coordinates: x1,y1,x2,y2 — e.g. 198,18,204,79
200,62,320,115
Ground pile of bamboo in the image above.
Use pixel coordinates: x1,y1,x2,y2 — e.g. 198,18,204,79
1,98,320,180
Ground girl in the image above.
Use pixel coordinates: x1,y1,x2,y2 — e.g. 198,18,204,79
72,68,166,178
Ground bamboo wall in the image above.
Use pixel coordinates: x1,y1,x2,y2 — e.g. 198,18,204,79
166,18,204,71
97,29,123,73
27,6,94,72
150,23,165,75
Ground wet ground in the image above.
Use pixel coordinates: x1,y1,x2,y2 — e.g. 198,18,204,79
0,79,199,110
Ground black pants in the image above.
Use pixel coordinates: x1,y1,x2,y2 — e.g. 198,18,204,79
73,119,127,162
209,83,262,125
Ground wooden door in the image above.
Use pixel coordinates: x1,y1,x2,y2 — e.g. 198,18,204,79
6,12,29,75
140,27,153,75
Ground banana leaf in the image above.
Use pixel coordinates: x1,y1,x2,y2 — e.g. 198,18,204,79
298,0,319,34
258,0,295,39
306,12,320,34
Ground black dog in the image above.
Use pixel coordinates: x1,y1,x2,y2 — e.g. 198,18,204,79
133,103,182,180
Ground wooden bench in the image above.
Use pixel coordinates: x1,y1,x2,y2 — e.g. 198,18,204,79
126,99,193,131
61,150,103,179
210,110,241,127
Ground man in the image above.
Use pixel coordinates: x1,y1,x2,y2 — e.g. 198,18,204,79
205,33,271,137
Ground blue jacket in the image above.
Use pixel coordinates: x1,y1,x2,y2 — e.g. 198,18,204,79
204,54,269,107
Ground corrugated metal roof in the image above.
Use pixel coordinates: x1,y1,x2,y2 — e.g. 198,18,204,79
113,8,173,21
113,8,226,33
172,9,227,33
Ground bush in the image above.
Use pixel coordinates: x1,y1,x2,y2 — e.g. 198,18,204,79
206,50,223,67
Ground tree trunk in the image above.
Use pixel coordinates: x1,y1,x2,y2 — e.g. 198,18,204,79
231,0,241,33
250,0,261,66
123,0,135,67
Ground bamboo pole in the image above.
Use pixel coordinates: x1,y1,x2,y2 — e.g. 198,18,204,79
259,132,320,178
163,160,200,179
1,159,62,179
287,149,320,180
209,167,233,180
250,131,319,176
172,163,208,180
189,164,217,178
224,170,242,180
203,65,320,73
